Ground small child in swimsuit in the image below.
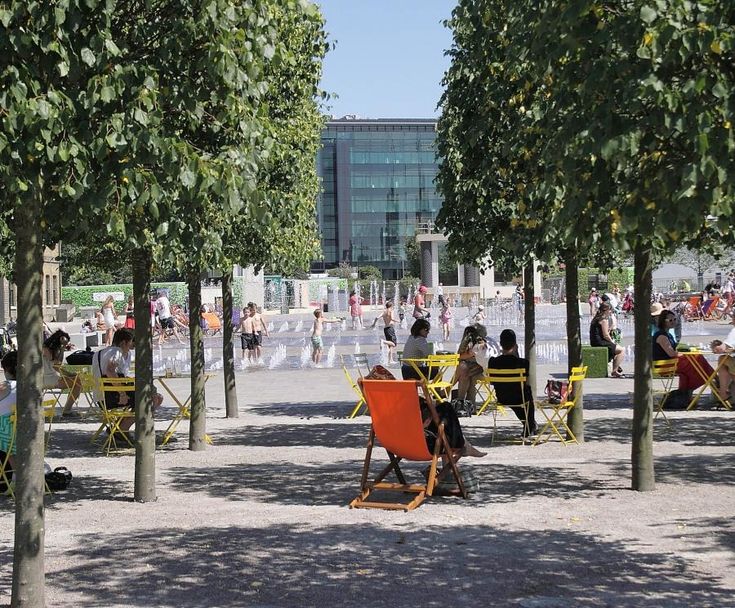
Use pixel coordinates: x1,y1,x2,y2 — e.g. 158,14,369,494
311,309,342,365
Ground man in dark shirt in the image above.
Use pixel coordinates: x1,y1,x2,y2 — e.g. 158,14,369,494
487,329,537,437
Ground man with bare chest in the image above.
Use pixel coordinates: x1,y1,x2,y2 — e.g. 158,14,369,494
371,301,399,364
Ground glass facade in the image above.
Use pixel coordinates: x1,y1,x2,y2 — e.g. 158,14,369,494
313,119,441,280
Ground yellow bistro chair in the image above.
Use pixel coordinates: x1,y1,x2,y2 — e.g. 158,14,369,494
1,400,56,499
652,359,678,427
90,377,136,455
60,364,97,409
483,367,532,444
341,355,367,418
426,354,459,401
533,366,587,445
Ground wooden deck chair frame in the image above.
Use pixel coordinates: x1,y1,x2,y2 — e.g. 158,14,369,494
652,359,678,427
483,367,532,445
533,366,587,445
90,377,136,455
341,355,367,418
426,354,459,401
349,379,468,511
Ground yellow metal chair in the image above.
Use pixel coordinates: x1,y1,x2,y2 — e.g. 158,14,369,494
1,400,56,499
60,364,96,409
426,354,459,401
533,366,587,445
341,355,367,418
483,367,532,444
353,353,371,377
90,377,136,454
652,359,678,426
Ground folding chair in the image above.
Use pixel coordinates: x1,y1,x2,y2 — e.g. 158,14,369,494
44,368,83,416
1,402,56,499
353,352,371,376
90,377,136,455
702,296,721,320
350,379,468,511
426,354,459,401
533,366,587,445
340,355,367,418
60,364,96,409
483,367,532,444
651,359,677,427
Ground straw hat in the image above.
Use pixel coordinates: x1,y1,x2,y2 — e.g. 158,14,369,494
650,302,664,316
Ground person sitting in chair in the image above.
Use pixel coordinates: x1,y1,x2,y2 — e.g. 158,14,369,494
487,329,537,437
92,328,162,437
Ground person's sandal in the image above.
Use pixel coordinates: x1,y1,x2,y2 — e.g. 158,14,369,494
610,371,624,378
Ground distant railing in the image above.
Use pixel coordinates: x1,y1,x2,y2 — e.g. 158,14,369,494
415,220,436,234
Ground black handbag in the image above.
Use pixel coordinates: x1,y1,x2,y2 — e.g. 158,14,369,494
45,466,72,491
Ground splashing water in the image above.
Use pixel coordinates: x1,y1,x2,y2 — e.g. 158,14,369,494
354,340,361,354
268,343,288,369
294,320,303,332
325,344,336,368
300,345,312,368
278,321,289,333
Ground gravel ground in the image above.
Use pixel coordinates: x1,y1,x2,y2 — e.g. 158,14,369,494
1,338,735,607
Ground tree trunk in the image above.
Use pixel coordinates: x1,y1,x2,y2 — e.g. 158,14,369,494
523,263,536,397
133,248,156,502
222,268,239,418
188,271,207,450
632,245,655,491
564,250,584,442
11,198,46,608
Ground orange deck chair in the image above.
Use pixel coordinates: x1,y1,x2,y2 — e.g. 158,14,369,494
702,296,721,320
349,379,468,511
201,312,222,335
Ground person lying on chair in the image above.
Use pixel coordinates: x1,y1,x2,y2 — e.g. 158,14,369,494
487,329,538,437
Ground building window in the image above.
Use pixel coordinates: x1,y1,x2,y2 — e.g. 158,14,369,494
45,275,51,307
52,275,58,305
8,283,15,308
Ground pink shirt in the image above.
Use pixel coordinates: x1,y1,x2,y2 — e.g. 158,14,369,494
349,295,362,316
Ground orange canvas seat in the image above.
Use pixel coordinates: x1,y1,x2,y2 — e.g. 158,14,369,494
201,312,222,335
349,379,468,511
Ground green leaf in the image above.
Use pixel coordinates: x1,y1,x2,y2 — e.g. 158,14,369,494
100,86,114,103
81,48,96,67
712,82,727,99
58,61,69,77
640,6,657,24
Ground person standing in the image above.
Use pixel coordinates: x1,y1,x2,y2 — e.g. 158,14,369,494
101,295,118,347
123,295,135,330
349,290,364,330
438,295,452,341
239,303,270,364
156,291,184,345
311,309,342,366
711,313,735,406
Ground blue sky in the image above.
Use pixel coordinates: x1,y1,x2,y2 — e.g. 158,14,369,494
316,1,455,119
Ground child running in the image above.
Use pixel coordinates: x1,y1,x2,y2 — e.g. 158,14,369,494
371,301,399,364
311,309,342,366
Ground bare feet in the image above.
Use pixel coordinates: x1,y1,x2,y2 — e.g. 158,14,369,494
462,441,486,458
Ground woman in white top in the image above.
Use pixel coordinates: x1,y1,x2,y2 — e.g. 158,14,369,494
101,295,118,347
43,330,81,417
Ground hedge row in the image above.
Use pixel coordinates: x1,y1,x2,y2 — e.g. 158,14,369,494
61,282,188,308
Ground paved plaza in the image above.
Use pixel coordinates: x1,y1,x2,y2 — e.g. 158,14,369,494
1,312,735,607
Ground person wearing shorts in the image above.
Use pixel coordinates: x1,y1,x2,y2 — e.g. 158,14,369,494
238,304,269,364
371,302,399,364
310,309,341,366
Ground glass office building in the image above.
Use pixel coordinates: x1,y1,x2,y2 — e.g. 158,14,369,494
314,118,441,279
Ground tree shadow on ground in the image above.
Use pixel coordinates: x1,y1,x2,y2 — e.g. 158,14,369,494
586,415,735,446
245,400,358,419
34,523,735,607
607,452,735,485
212,422,369,450
162,458,614,507
581,393,634,411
